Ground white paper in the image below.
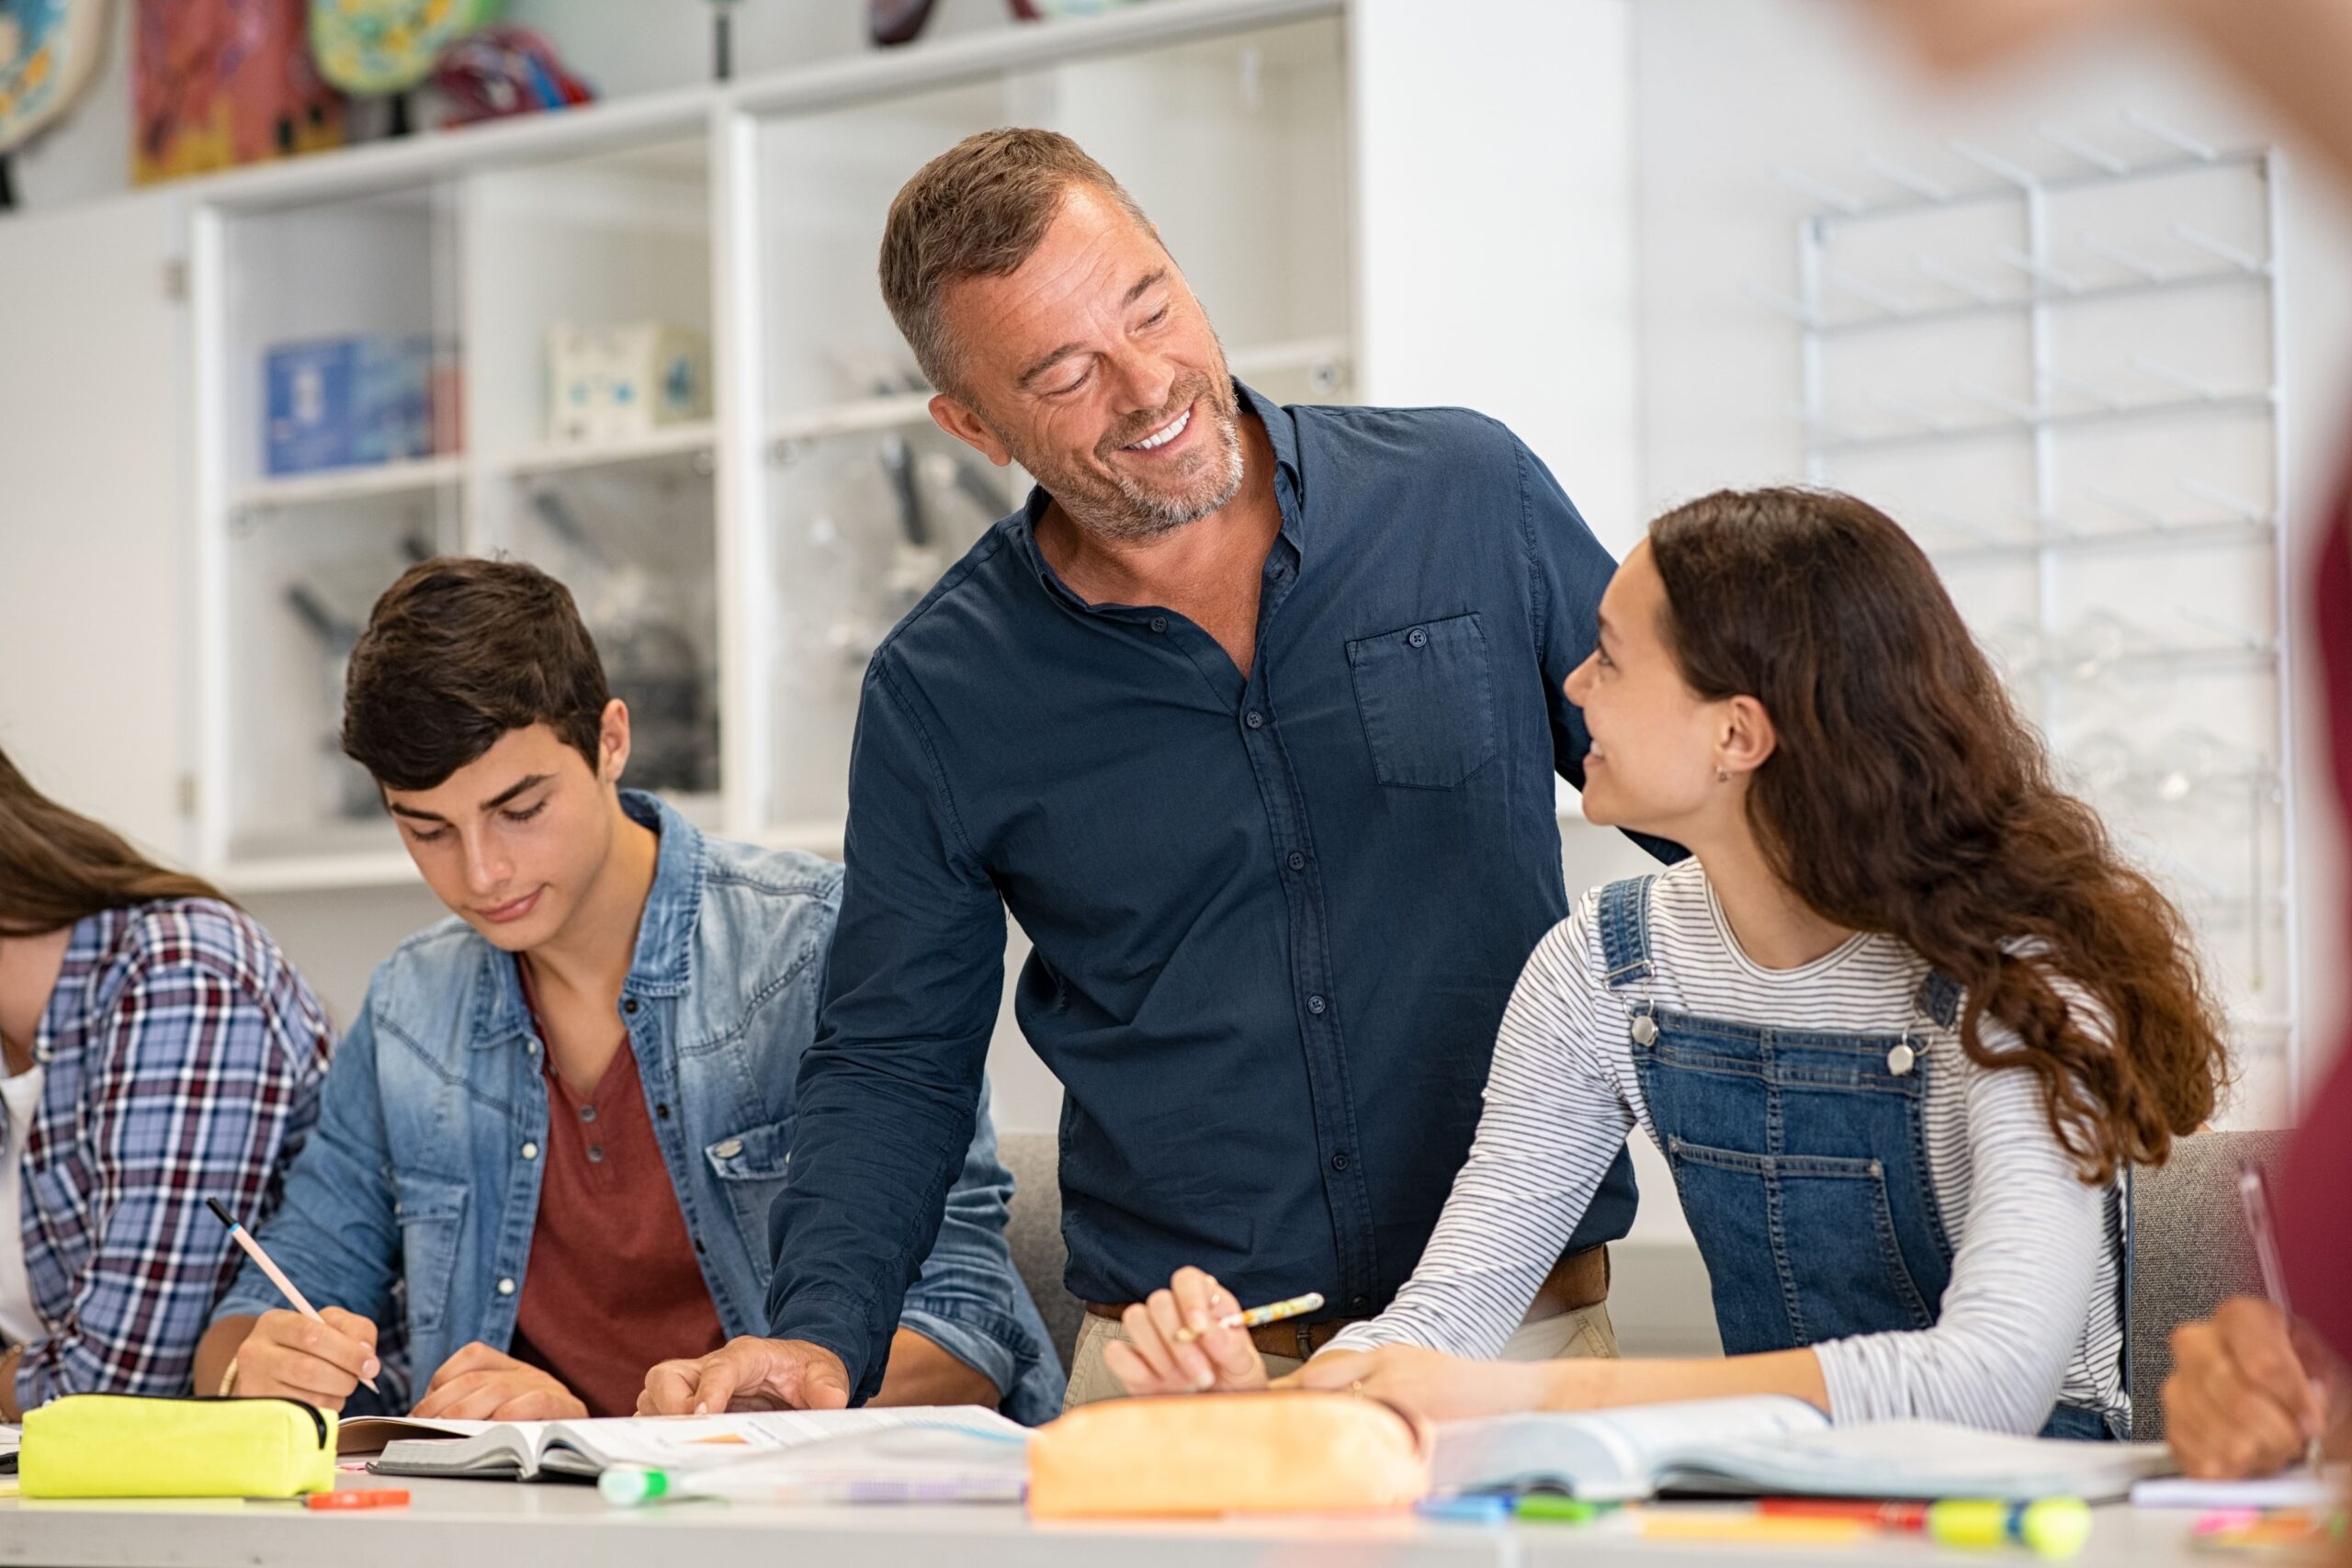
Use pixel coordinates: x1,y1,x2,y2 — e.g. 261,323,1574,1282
2131,1466,2342,1509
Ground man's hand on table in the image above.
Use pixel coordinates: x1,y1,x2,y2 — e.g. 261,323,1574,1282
638,1335,853,1414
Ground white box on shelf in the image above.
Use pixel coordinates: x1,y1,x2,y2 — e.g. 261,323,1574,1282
547,322,709,443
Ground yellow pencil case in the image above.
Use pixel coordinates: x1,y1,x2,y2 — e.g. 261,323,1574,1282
20,1394,338,1498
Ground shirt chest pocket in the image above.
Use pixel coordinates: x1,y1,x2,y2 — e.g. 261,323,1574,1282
1344,613,1499,789
705,1119,794,1266
392,1173,469,1337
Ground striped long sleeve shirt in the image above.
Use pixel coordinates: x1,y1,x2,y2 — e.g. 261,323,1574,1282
1329,859,2127,1435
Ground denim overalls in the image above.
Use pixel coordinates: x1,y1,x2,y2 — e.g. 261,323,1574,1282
1598,875,2111,1441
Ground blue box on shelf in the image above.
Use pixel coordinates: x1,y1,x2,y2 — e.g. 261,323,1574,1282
264,335,435,477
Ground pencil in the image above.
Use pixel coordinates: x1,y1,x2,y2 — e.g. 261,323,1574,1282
2237,1165,2323,1472
1173,1291,1326,1344
206,1196,379,1394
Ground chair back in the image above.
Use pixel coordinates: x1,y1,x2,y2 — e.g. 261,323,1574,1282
1000,1131,1083,1370
2126,1127,2295,1439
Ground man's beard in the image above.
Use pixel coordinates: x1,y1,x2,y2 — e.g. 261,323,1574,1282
1005,374,1247,544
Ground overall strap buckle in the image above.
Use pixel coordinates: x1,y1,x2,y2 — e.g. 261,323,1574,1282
1596,875,1660,990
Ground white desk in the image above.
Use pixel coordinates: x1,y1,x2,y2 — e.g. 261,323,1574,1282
0,1472,2215,1568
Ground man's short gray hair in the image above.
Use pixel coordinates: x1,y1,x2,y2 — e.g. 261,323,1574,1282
879,128,1154,395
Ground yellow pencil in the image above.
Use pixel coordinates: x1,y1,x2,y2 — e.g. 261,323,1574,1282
1173,1291,1326,1344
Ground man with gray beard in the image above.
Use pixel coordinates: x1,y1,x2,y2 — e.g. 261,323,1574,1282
641,129,1657,1416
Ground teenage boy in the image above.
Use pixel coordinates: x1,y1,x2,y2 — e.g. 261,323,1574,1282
195,558,1061,1422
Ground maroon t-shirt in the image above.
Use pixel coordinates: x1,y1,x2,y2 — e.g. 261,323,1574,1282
2278,484,2352,1363
507,963,725,1417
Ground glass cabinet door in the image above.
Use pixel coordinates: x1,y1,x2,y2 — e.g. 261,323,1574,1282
466,138,723,819
219,181,462,869
751,14,1352,841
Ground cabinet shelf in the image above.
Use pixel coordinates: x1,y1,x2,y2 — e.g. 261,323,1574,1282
763,337,1354,454
769,391,935,448
218,850,423,896
232,454,463,513
496,423,718,480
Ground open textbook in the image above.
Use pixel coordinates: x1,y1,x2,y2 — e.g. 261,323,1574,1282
1430,1395,2174,1503
344,1405,1029,1482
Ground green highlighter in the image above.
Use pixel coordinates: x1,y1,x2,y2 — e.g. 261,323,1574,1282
1515,1495,1618,1524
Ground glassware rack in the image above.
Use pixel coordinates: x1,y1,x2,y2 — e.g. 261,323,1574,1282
1762,116,2300,1108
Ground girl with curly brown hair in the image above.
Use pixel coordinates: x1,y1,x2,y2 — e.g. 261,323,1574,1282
1111,487,2230,1439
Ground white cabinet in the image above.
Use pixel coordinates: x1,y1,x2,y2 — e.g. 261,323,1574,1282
0,190,190,862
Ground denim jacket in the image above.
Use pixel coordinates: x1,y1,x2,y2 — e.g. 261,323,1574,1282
214,792,1063,1423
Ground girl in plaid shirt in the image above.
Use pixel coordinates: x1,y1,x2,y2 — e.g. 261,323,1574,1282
0,747,332,1414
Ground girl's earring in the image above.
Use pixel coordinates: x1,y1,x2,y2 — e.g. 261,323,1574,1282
1715,766,1731,784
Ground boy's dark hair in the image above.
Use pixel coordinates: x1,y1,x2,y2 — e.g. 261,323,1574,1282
343,557,611,792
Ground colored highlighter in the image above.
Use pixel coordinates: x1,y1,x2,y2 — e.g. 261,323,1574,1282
1927,1498,2094,1561
602,1467,677,1506
1759,1499,1929,1529
2191,1509,2347,1552
1515,1495,1618,1524
1417,1495,1513,1525
1638,1512,1874,1545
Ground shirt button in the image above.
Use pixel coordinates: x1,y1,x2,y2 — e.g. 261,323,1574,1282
655,1102,672,1120
1148,615,1169,634
1329,1151,1351,1172
526,1038,541,1057
587,1145,606,1165
579,1105,596,1122
1244,710,1265,729
1286,851,1306,872
1306,994,1327,1015
1350,1294,1368,1310
624,998,639,1015
1406,626,1429,649
497,1278,515,1296
713,1137,743,1159
520,1141,538,1160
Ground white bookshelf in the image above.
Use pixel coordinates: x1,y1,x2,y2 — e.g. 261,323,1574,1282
182,0,1357,886
232,454,465,513
169,0,1642,890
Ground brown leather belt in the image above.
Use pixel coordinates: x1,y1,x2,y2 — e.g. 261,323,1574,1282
1085,1244,1610,1361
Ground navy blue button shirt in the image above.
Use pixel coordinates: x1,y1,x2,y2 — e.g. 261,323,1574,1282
772,385,1657,1400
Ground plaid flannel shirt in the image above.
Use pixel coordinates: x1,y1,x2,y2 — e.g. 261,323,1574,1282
13,900,331,1409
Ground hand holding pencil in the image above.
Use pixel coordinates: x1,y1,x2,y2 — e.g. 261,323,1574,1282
206,1196,382,1407
1102,1267,1303,1397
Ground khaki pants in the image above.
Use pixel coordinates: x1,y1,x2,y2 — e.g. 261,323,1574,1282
1061,1298,1618,1411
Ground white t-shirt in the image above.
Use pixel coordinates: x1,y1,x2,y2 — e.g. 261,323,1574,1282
0,1063,45,1348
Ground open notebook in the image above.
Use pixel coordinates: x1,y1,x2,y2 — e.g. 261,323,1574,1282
1430,1396,2175,1503
345,1406,1028,1482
